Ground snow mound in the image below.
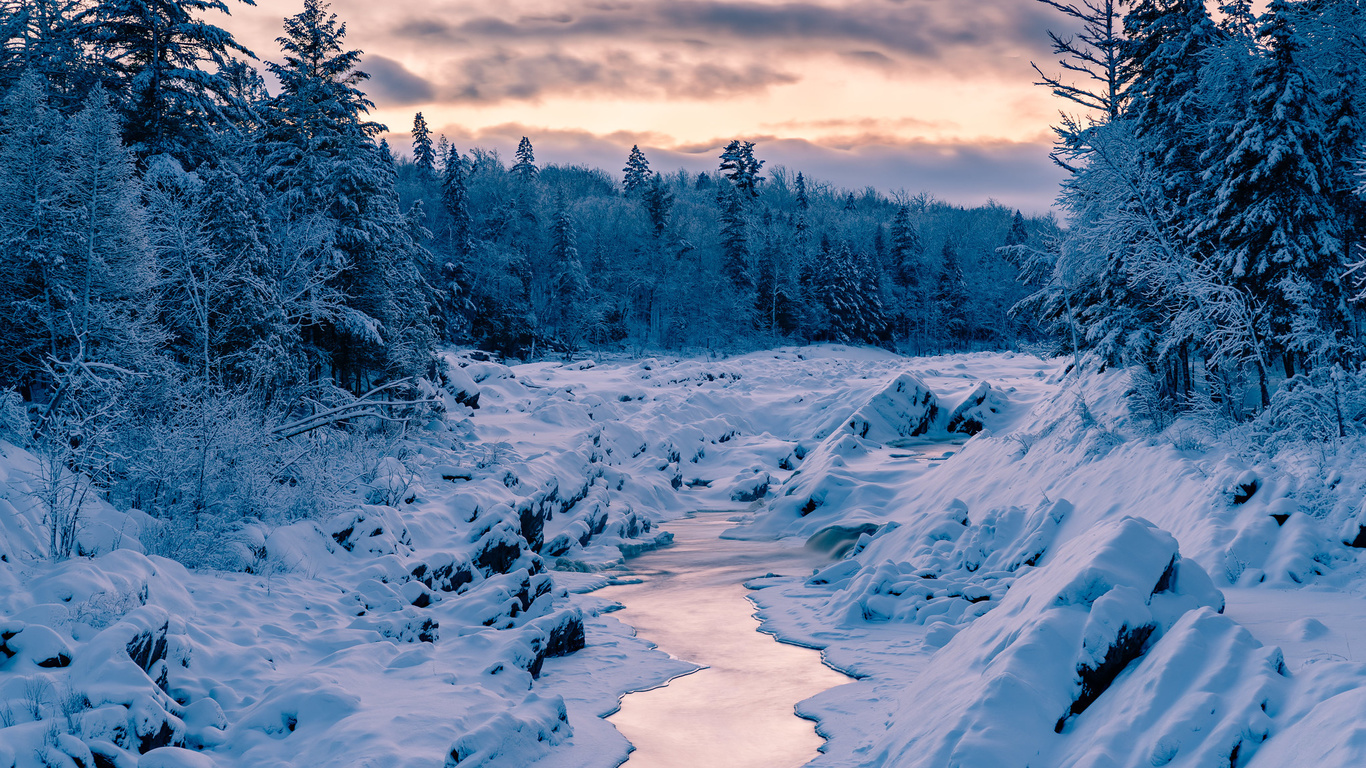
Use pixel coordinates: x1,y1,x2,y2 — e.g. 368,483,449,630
835,372,938,443
868,517,1224,767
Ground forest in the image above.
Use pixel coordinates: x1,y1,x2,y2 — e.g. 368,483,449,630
3,0,1366,550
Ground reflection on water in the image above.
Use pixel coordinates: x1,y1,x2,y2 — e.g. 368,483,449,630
601,512,850,768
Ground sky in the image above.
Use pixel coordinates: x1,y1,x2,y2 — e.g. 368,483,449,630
218,0,1081,214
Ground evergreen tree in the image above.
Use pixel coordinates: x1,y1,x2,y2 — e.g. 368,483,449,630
888,205,924,341
719,188,752,292
264,0,431,386
934,239,970,347
642,172,673,236
795,172,809,211
719,140,764,197
548,197,589,350
512,136,538,180
0,0,93,105
816,242,860,343
0,73,66,387
88,0,254,159
1195,0,1345,376
1005,210,1030,247
622,144,650,195
412,112,435,177
843,192,857,212
1122,0,1218,211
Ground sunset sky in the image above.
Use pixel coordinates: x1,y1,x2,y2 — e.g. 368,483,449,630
219,0,1080,214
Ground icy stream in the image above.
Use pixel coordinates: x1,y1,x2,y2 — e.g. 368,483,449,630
599,511,851,768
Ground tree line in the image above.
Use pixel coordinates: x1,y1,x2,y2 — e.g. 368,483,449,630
0,0,1043,559
1024,0,1366,426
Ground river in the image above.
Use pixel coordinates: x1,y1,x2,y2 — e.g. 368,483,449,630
598,511,851,768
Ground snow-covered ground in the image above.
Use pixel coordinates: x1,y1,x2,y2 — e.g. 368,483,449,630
5,345,1366,767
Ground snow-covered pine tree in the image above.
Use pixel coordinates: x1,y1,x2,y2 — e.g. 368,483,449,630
843,192,857,212
795,171,809,211
87,0,254,160
719,187,752,293
264,0,432,387
642,172,673,235
1122,0,1218,212
853,248,889,343
59,86,154,367
512,136,538,181
719,140,764,197
0,0,92,106
436,145,475,340
816,242,861,343
0,73,66,388
888,205,924,342
412,112,435,177
622,145,650,195
548,196,589,351
933,239,970,348
1005,210,1030,248
1195,0,1346,382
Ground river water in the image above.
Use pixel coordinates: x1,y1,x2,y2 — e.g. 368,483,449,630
599,511,851,768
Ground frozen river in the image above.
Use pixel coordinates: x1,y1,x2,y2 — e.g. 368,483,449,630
599,511,852,768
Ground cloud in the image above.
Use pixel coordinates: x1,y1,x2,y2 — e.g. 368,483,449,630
363,55,436,106
394,122,1065,215
442,49,797,103
391,0,1061,64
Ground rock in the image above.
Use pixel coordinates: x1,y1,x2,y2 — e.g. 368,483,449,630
1232,471,1259,504
806,524,881,559
843,373,939,442
946,381,1007,436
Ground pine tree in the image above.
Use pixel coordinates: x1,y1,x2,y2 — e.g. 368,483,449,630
1195,0,1345,377
0,73,66,386
88,0,254,159
263,0,432,386
934,239,970,348
795,172,809,211
817,242,862,343
622,144,650,195
1122,0,1218,210
853,248,888,343
719,187,752,292
888,205,924,342
412,112,435,176
512,136,538,180
642,172,673,236
549,197,589,351
843,192,857,212
1005,210,1030,247
719,140,764,197
59,86,154,366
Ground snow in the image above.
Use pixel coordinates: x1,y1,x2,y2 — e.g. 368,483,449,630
5,344,1366,766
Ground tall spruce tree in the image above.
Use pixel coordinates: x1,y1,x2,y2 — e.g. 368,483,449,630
264,0,431,386
1196,0,1345,377
512,136,538,180
412,111,435,177
549,196,589,350
88,0,254,159
622,145,650,195
719,140,763,197
719,187,752,292
0,73,66,386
